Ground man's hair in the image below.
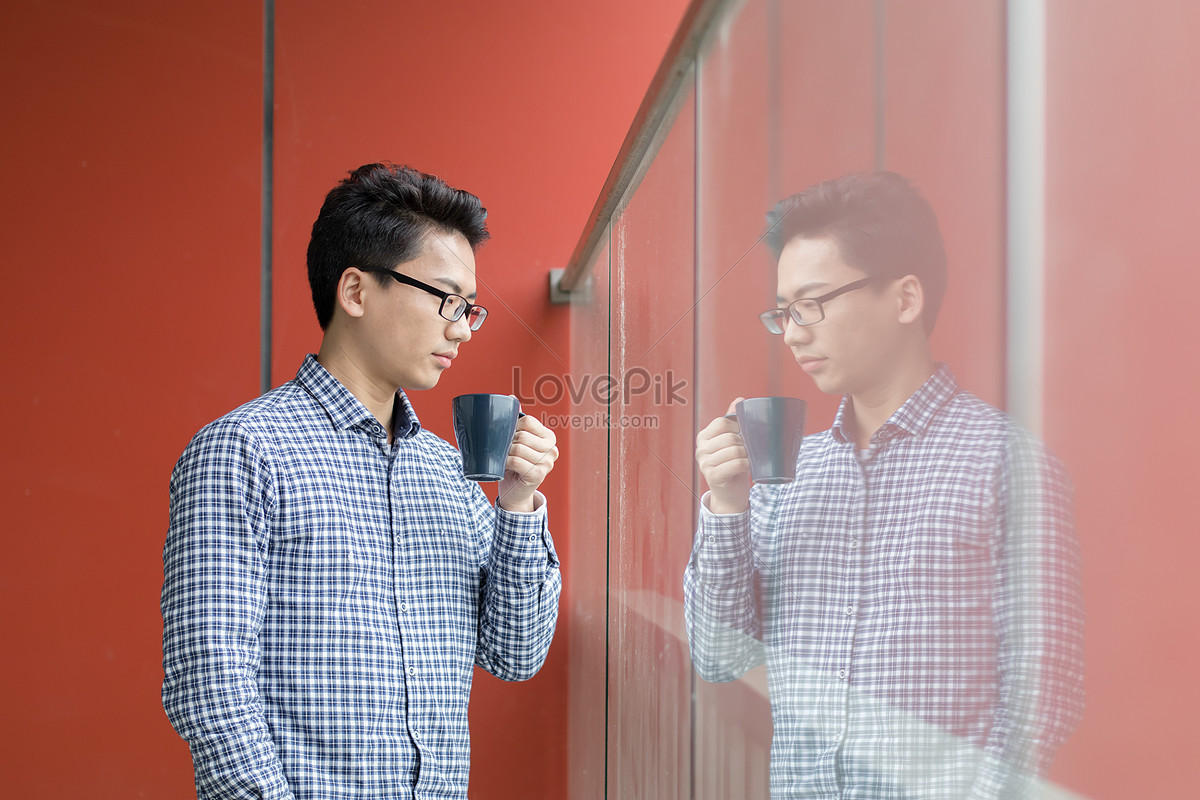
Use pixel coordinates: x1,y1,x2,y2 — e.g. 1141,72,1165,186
765,170,947,332
306,163,490,329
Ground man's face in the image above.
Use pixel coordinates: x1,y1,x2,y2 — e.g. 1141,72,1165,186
358,228,478,392
775,236,904,398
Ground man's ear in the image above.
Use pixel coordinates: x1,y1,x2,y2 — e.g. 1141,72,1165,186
896,274,925,326
336,268,369,319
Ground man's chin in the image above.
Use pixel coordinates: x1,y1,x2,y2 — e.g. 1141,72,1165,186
399,373,441,392
807,372,842,396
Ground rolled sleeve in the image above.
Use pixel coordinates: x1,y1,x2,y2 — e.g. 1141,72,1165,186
476,492,562,681
683,493,764,682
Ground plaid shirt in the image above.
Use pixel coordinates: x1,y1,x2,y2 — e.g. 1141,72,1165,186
684,365,1084,799
162,355,561,800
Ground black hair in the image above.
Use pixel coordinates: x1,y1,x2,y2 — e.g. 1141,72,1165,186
306,162,490,329
766,171,947,332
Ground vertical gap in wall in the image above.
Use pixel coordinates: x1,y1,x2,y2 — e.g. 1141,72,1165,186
873,0,887,170
999,2,1011,414
1005,0,1046,433
603,219,611,800
689,58,702,800
766,0,782,397
260,0,275,394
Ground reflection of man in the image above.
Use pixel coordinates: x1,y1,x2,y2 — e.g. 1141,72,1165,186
684,172,1084,798
162,163,561,799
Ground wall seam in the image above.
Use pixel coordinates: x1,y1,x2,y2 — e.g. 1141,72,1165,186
260,0,275,393
1005,0,1046,432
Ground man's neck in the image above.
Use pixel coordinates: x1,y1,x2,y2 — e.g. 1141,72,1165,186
845,350,936,450
316,340,398,443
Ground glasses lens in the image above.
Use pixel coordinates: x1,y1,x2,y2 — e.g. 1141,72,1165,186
466,306,487,331
789,299,822,326
759,310,786,334
440,295,467,322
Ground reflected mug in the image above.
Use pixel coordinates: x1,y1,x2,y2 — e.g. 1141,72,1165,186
727,396,807,484
452,394,521,482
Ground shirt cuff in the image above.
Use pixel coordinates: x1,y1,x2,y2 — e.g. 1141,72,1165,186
692,492,752,572
698,491,751,518
493,492,557,566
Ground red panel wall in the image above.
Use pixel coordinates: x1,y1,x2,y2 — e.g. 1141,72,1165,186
0,1,262,796
1045,2,1200,796
885,0,1006,408
0,0,686,797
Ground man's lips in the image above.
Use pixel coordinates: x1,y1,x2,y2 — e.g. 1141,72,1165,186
433,353,455,368
796,355,826,373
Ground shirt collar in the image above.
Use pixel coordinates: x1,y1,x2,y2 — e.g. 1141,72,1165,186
295,354,422,440
831,362,959,444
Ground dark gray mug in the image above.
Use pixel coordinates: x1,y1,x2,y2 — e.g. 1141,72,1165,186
728,396,807,484
452,394,521,481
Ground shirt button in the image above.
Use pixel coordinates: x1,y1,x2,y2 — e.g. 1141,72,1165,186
845,605,855,616
850,539,859,548
838,669,848,680
408,667,417,676
528,534,537,542
400,602,408,612
413,730,421,740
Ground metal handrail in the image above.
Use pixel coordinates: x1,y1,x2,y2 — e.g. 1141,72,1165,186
551,0,736,300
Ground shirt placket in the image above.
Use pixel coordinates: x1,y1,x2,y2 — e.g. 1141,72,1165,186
831,448,867,796
385,434,436,798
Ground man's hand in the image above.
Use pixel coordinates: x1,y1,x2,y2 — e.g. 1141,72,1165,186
498,414,558,512
696,398,751,514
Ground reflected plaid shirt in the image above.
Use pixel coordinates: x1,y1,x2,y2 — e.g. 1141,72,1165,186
684,365,1085,799
162,355,561,800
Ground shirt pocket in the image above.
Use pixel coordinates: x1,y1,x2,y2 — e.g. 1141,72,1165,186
898,506,996,615
269,500,367,608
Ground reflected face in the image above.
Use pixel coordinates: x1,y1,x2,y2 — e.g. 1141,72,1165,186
776,236,901,397
359,229,478,391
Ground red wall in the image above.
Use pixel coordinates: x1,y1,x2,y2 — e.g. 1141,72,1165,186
0,0,686,796
1045,2,1200,796
1,2,262,795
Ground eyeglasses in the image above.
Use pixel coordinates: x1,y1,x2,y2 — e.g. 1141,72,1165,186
758,277,877,334
359,268,488,331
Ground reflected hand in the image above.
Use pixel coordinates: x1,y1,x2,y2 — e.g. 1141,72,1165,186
696,397,750,514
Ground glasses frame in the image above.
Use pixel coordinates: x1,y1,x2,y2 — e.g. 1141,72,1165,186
759,276,877,333
358,267,488,331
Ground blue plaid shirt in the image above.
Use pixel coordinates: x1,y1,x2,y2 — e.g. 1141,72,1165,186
684,365,1084,799
162,355,561,800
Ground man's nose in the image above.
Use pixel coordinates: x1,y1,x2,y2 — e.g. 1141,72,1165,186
448,314,473,342
782,315,812,346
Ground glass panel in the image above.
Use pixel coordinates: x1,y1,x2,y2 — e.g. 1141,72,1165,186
693,1,775,798
565,1,1101,798
567,226,610,800
607,76,698,800
565,1,1200,798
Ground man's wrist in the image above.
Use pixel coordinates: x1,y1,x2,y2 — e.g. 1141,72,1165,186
704,492,750,515
498,490,544,514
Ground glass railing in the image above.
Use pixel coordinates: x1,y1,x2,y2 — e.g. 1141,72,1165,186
560,0,1180,797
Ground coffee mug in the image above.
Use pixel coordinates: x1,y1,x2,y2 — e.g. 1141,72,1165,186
726,396,807,484
452,394,522,481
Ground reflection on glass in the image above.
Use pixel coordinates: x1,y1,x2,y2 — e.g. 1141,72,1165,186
685,172,1085,798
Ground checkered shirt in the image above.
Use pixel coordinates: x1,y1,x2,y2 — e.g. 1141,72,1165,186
684,365,1085,799
162,355,561,800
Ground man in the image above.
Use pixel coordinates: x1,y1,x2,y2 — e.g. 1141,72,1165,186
162,163,561,799
684,171,1084,798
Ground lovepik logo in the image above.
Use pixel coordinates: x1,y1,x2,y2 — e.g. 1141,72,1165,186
511,367,688,406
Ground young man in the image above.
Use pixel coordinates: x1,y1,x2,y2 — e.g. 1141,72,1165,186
162,163,561,799
684,171,1084,799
